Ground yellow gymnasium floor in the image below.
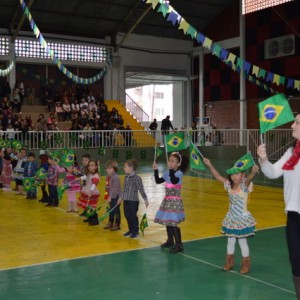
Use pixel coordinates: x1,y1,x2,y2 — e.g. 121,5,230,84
0,173,286,270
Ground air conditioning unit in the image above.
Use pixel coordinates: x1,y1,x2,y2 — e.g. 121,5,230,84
264,34,295,59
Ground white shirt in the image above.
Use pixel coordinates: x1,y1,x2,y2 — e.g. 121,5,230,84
260,148,300,213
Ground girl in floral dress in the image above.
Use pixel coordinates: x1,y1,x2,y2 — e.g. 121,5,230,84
153,152,189,254
203,158,259,274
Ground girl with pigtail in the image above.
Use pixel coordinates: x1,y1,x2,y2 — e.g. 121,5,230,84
153,152,189,254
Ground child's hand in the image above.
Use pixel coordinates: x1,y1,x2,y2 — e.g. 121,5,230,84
203,158,210,166
152,163,158,170
257,144,267,161
145,200,149,208
252,164,260,173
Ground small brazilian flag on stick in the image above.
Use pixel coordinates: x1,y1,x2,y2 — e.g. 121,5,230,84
61,150,75,167
226,153,255,175
35,167,47,180
165,132,187,152
139,213,148,236
22,177,36,191
258,93,294,134
190,143,205,171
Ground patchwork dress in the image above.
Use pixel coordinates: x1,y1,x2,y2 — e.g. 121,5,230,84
154,169,185,226
222,179,256,237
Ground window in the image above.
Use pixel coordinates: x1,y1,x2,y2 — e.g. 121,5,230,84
242,0,293,14
15,38,111,62
154,92,164,99
0,37,9,55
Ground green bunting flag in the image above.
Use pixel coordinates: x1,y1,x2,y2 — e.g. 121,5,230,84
35,168,48,180
190,143,205,171
98,147,106,155
22,177,36,191
61,150,75,167
165,132,187,152
83,140,90,150
70,133,77,146
226,153,255,175
39,140,49,150
139,213,149,236
258,94,294,134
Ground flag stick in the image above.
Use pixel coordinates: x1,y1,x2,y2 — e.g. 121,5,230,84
260,133,264,145
164,134,168,162
153,142,157,164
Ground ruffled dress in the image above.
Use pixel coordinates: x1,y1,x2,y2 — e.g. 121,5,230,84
78,173,100,209
222,179,256,237
63,172,81,193
154,170,185,226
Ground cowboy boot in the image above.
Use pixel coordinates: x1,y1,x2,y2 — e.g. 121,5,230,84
160,226,175,248
110,223,121,231
223,254,234,271
293,276,300,300
240,256,251,274
89,213,99,226
104,221,113,229
169,227,184,254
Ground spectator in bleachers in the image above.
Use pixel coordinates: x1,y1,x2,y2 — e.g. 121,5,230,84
10,88,21,113
55,101,63,122
26,83,35,105
124,123,133,147
1,80,11,98
79,98,89,116
45,91,53,113
62,99,71,121
71,99,80,117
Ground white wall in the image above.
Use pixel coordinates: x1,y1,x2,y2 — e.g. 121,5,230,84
106,33,193,129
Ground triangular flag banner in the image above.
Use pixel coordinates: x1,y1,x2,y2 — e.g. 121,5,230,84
98,147,106,155
165,132,187,152
258,93,294,134
190,143,205,171
139,213,149,236
226,153,255,175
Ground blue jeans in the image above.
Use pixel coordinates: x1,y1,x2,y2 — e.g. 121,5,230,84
48,184,58,206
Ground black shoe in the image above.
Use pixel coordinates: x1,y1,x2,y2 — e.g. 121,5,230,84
169,244,184,254
89,219,99,226
160,241,175,249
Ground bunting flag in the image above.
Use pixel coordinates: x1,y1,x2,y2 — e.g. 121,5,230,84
19,0,111,85
98,147,106,155
0,60,15,77
226,153,255,175
165,132,187,152
83,140,90,150
190,143,205,171
139,213,149,236
54,133,63,145
39,140,49,150
258,94,294,134
22,177,36,191
61,150,75,167
35,167,48,180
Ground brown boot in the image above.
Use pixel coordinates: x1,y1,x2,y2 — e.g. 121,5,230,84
104,222,113,229
110,224,121,231
240,256,250,274
293,276,300,300
223,254,234,271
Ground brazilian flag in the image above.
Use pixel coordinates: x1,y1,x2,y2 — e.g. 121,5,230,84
165,132,187,152
226,153,255,175
155,147,163,159
258,94,294,134
23,177,36,191
35,167,48,180
139,213,149,236
61,150,75,167
58,184,69,201
12,140,23,150
190,143,205,171
0,139,9,148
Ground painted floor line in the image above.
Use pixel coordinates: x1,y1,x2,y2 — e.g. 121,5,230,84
0,226,286,272
179,252,295,295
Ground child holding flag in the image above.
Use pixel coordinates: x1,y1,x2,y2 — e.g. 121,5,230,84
103,160,122,230
23,152,38,199
203,156,259,274
153,152,189,254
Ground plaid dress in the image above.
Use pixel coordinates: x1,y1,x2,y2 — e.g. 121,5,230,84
154,169,185,226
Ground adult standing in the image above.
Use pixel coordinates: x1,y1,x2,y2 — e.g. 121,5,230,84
149,118,158,137
161,115,174,136
257,114,300,299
